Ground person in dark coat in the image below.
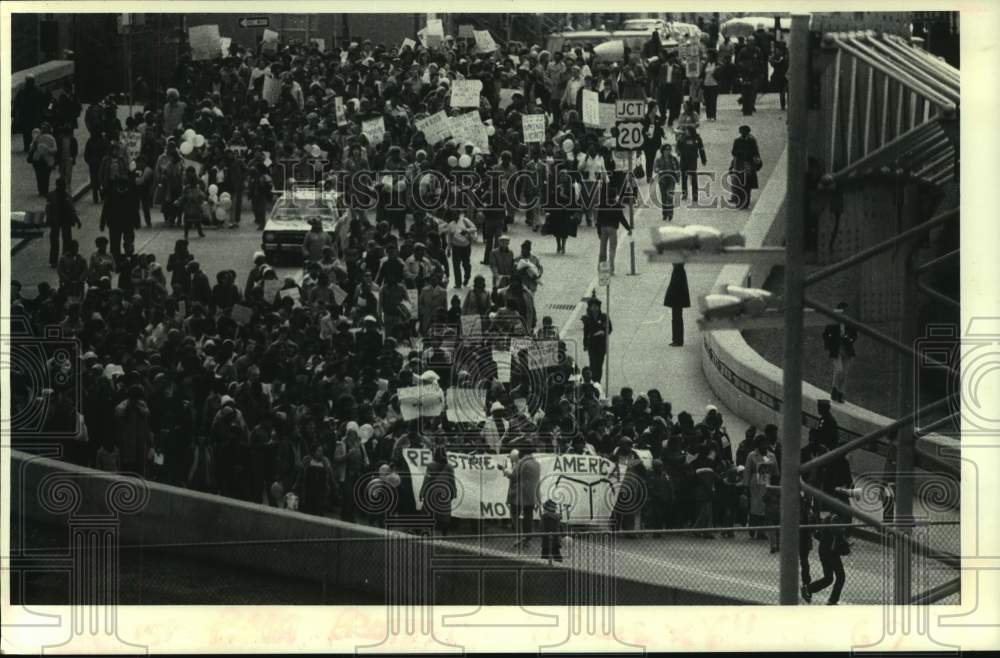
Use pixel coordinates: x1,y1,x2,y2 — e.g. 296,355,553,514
544,170,578,255
84,132,110,203
729,125,762,210
641,104,665,184
801,512,847,605
419,446,456,535
99,156,141,263
13,75,49,152
45,178,82,267
821,302,858,403
654,143,680,221
663,263,691,346
676,125,707,203
581,297,612,384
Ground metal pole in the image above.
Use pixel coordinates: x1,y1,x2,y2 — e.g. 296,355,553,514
628,151,637,275
894,216,918,604
778,13,810,606
605,282,611,395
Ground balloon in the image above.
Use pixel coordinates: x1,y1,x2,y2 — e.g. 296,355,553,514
486,125,496,136
447,156,458,168
215,206,228,222
193,134,206,148
208,184,219,196
219,192,231,203
458,154,472,168
562,138,575,153
309,144,321,158
219,197,232,209
182,128,196,142
179,141,194,155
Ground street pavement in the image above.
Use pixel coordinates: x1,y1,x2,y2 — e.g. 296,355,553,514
11,94,787,436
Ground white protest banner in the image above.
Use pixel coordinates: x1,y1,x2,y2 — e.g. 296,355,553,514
123,130,142,163
473,30,498,54
458,24,475,39
446,388,486,423
362,116,387,144
450,79,483,108
398,384,445,421
461,314,483,337
522,114,546,143
262,72,281,105
231,304,253,326
220,37,232,58
279,287,301,303
493,350,511,383
400,37,416,52
582,89,601,128
263,279,282,303
415,111,451,145
499,88,518,110
334,96,346,123
311,38,326,52
598,102,617,130
189,25,222,61
404,449,625,521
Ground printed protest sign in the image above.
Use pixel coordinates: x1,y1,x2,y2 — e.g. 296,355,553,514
493,350,511,383
263,279,282,303
510,338,559,369
461,314,483,337
220,37,232,57
123,130,142,163
473,30,498,53
398,384,445,421
400,37,416,52
334,96,346,123
458,24,475,39
310,37,326,52
262,72,281,105
450,79,483,108
446,387,486,423
189,25,222,61
450,110,483,148
499,88,518,110
405,449,625,520
231,304,253,326
582,90,601,127
522,114,546,143
598,102,617,130
279,287,301,303
331,284,348,306
415,111,451,144
362,116,386,144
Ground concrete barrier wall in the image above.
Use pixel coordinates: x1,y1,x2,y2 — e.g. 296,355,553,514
11,450,749,605
13,60,75,97
699,148,960,503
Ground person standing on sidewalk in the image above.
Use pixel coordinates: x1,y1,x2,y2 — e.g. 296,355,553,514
729,125,762,210
676,125,707,205
56,124,78,192
100,157,140,262
770,41,789,111
46,178,82,268
801,511,847,605
822,302,858,403
444,209,476,287
654,144,680,221
663,263,691,346
133,154,155,228
582,297,612,385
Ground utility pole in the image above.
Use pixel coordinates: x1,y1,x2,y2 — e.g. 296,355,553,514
778,12,810,606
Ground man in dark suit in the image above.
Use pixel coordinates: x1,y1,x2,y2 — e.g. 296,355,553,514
822,302,858,403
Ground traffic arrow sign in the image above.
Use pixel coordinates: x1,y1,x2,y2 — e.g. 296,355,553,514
239,16,269,28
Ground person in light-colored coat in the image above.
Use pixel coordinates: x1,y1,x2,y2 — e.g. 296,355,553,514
508,440,540,547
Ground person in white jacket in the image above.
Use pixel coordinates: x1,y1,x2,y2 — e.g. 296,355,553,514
444,209,477,287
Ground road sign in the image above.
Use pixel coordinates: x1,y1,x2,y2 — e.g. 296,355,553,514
615,99,645,121
615,121,643,150
239,16,270,29
598,261,611,287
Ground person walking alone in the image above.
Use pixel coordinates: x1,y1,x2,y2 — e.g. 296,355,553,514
46,178,82,268
822,302,858,403
801,511,847,605
654,144,680,221
28,122,58,197
701,51,721,121
581,297,612,384
663,263,690,346
595,171,632,275
729,125,762,210
676,126,707,205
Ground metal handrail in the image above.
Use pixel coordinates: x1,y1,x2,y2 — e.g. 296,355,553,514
860,33,960,104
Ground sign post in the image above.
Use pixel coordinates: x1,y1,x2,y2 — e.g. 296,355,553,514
597,263,612,394
615,99,644,277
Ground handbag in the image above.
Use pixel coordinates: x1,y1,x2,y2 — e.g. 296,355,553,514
633,163,645,180
752,156,763,172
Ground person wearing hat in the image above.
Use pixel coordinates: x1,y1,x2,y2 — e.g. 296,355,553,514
728,124,762,209
822,301,858,403
489,235,515,288
581,295,612,385
483,401,509,454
